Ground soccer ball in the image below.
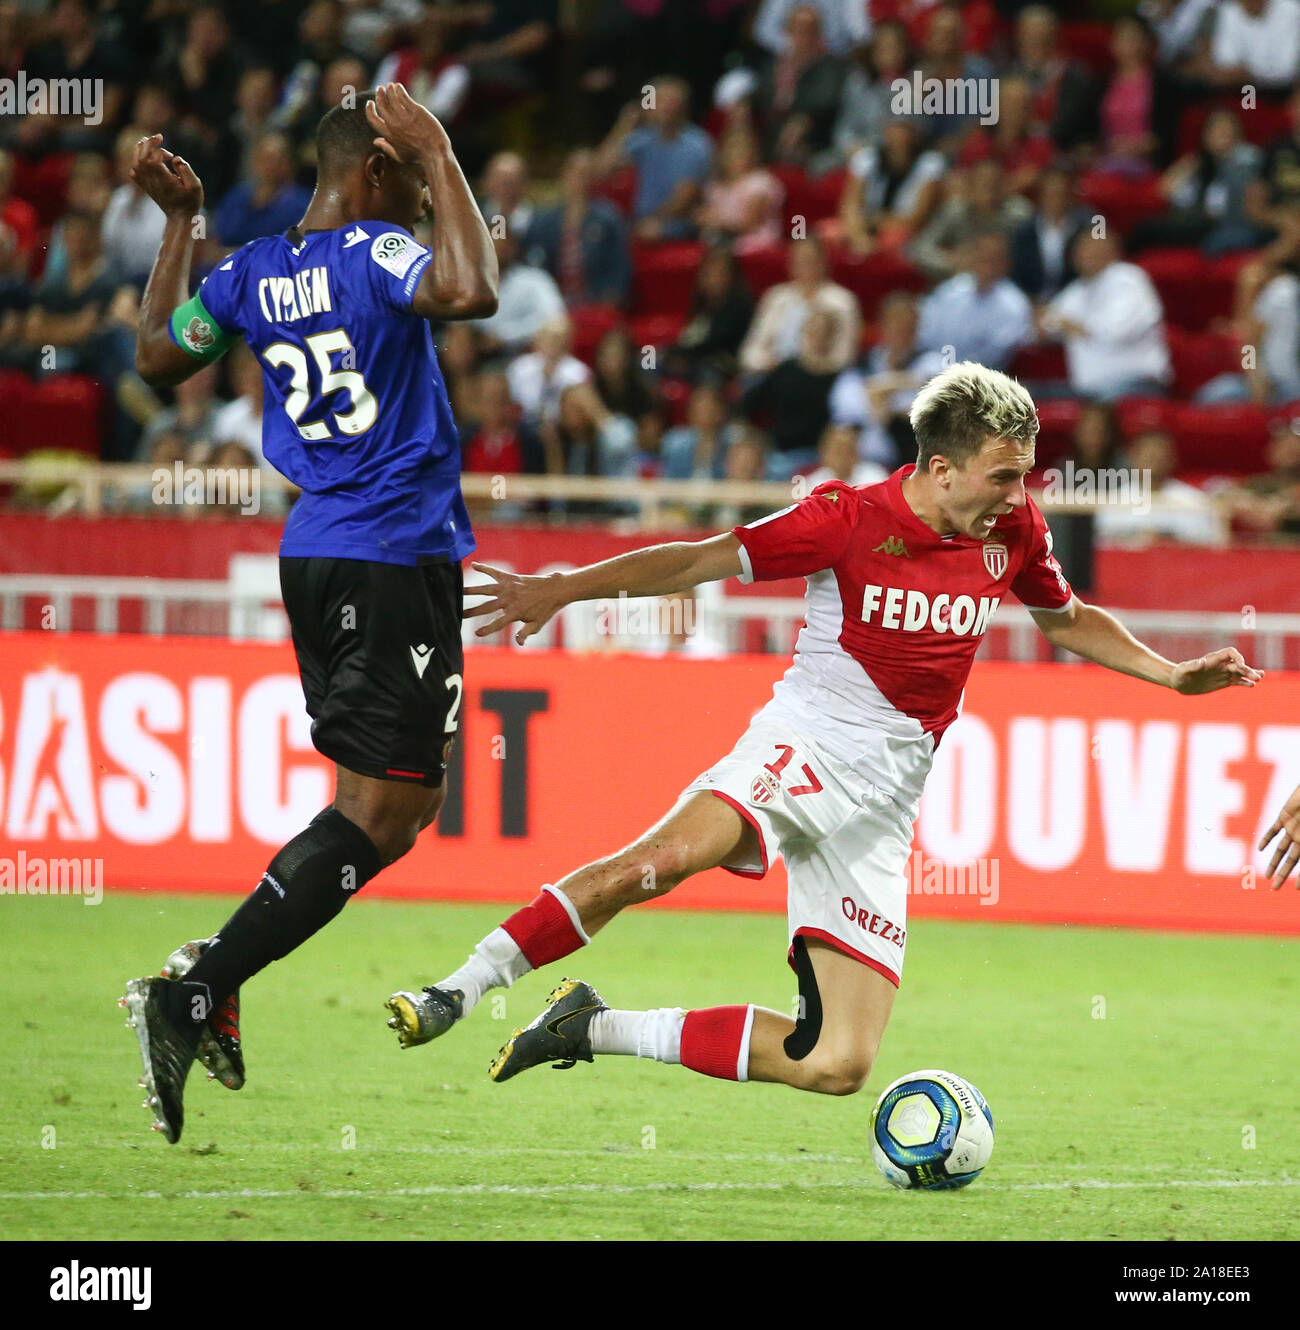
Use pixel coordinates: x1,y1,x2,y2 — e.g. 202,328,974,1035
870,1068,995,1190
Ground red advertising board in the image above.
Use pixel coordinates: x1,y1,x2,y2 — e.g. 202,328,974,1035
2,631,1298,934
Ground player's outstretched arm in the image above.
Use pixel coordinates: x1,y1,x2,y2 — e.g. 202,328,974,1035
131,134,210,388
467,533,744,644
1029,597,1264,692
366,83,498,321
1260,782,1300,887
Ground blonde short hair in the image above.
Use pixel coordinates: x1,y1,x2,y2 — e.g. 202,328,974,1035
909,361,1039,467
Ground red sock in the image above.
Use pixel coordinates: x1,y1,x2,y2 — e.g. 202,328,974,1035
500,886,588,969
680,1005,755,1082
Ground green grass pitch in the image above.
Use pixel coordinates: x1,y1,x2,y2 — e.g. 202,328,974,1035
1,893,1297,1240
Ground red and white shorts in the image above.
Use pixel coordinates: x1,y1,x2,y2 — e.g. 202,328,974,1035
682,709,914,987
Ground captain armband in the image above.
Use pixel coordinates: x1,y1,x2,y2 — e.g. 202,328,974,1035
169,291,236,364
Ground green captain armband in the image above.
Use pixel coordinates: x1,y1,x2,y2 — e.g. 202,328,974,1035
169,291,236,363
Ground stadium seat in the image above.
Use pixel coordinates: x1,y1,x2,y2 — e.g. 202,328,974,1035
829,250,928,321
1135,247,1236,330
1177,97,1293,157
1009,343,1068,383
591,166,636,216
1033,397,1082,464
1166,402,1274,473
737,242,789,299
1058,20,1116,74
1077,170,1167,239
10,151,75,226
628,311,688,351
1165,325,1242,397
770,165,845,227
568,303,624,365
0,371,37,456
24,375,105,458
630,239,704,317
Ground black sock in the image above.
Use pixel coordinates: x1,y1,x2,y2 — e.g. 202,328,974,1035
163,808,384,1032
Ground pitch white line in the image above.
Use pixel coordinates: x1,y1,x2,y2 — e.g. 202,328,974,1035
1,1177,1296,1202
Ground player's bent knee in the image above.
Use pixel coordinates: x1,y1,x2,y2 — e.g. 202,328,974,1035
799,1054,873,1097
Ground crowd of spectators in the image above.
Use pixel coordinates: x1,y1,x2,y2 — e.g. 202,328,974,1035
2,0,1300,541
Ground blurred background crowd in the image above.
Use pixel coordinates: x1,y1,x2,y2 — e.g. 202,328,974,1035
2,0,1300,541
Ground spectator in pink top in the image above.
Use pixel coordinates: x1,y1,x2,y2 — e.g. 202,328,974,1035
697,127,785,254
1093,15,1178,177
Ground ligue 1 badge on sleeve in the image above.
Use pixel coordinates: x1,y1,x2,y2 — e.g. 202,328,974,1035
982,542,1008,579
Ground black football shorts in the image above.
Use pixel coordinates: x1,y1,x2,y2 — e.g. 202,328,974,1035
279,556,465,787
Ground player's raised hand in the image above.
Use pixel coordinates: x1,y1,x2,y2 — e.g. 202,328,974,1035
1169,647,1263,694
366,82,451,165
1259,782,1300,887
465,562,567,645
130,134,203,216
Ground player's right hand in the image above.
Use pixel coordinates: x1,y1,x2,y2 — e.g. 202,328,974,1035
366,82,451,166
130,134,204,217
1259,781,1300,887
464,562,566,646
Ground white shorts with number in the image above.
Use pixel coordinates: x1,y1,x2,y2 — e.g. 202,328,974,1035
682,706,914,987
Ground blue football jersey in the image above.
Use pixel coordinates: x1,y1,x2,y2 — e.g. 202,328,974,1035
177,222,474,565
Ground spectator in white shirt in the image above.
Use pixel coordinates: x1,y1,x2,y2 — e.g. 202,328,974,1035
506,316,591,429
1196,258,1300,403
739,235,861,374
1040,233,1172,400
472,230,566,357
102,127,166,286
753,0,871,57
1095,432,1224,544
917,231,1034,371
1204,0,1300,92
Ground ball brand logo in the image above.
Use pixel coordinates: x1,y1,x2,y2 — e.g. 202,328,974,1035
860,584,1001,636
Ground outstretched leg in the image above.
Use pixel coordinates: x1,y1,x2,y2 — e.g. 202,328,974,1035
490,936,894,1094
386,791,755,1045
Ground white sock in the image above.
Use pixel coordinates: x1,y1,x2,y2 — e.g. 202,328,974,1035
437,927,532,1011
589,1007,685,1063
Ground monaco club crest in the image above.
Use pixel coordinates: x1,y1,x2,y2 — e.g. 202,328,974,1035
982,542,1008,579
750,771,779,805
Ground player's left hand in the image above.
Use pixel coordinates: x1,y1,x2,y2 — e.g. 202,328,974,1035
366,82,450,165
130,133,204,217
464,562,567,645
1169,646,1263,694
1259,782,1300,887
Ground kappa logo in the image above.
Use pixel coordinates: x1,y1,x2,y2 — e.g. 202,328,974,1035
410,643,434,679
874,536,910,558
982,541,1008,579
343,225,370,248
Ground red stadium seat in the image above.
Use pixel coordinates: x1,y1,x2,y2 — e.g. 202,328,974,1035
737,242,788,299
630,239,705,317
1168,402,1274,473
1032,397,1082,465
10,151,75,227
770,165,846,228
568,303,624,366
1165,325,1242,396
1135,247,1236,330
591,166,636,216
1177,97,1293,157
0,370,38,456
24,375,105,457
1009,343,1068,382
1077,170,1167,239
657,376,693,425
1113,396,1178,439
1058,20,1116,75
829,250,928,321
628,311,688,351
